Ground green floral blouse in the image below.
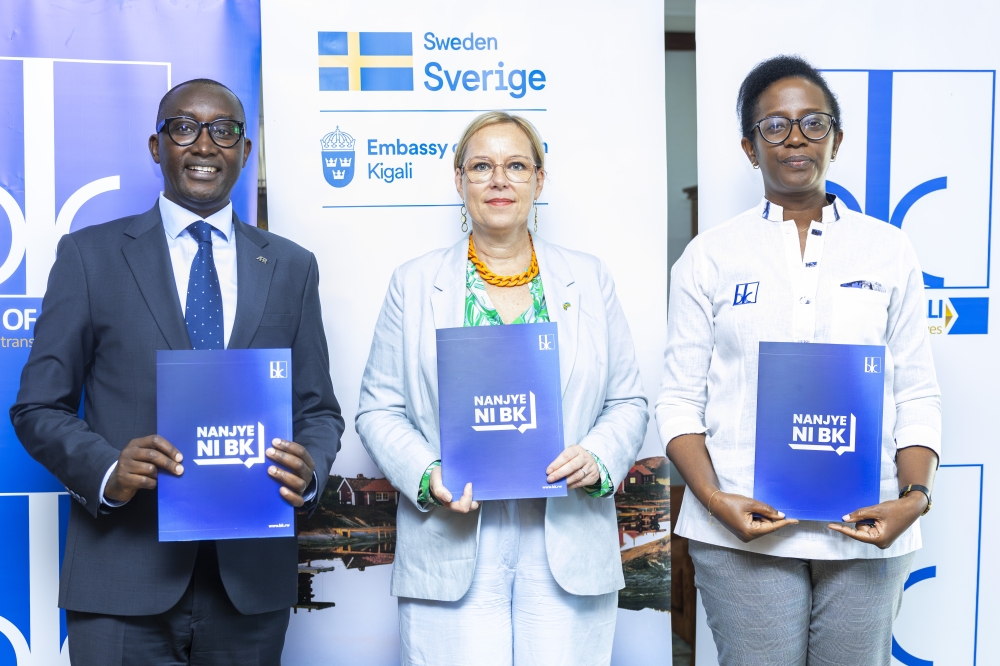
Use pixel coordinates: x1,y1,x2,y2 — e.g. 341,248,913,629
465,259,550,325
417,260,613,506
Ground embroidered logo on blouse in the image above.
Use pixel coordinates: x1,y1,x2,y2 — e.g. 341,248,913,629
841,280,885,293
733,282,759,306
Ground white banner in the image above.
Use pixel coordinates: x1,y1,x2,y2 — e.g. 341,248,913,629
261,1,668,663
695,1,995,664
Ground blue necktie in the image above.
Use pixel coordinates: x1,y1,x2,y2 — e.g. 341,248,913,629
185,220,224,350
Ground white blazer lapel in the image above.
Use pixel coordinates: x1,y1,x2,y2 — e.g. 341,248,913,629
430,235,469,330
535,237,579,395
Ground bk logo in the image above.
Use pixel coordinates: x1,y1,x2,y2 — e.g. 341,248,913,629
733,282,759,306
538,334,554,351
864,357,882,373
0,57,170,297
820,69,993,289
270,361,288,379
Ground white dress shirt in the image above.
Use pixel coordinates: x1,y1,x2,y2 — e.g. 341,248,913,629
159,194,239,346
656,197,941,560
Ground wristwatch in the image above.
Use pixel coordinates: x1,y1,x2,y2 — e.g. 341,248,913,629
899,484,932,516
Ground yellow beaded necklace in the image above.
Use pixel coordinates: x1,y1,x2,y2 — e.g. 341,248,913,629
467,233,539,287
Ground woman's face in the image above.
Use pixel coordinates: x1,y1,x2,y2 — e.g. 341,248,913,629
455,123,544,235
741,77,844,200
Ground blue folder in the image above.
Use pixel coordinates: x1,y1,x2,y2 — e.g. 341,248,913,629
753,342,885,521
437,323,567,501
157,349,294,541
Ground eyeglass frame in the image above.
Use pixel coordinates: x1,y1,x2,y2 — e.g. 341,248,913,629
752,112,838,145
156,116,247,148
460,156,541,184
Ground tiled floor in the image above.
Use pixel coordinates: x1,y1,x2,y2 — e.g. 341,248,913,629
673,631,694,666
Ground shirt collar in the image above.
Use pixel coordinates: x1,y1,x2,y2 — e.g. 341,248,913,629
758,193,841,224
158,193,234,242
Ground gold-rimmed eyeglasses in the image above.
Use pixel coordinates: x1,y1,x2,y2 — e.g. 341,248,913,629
461,156,540,183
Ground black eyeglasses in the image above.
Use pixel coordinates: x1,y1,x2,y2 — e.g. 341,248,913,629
156,116,245,148
754,113,837,144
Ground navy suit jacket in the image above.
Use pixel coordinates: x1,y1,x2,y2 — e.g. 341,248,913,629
10,203,344,616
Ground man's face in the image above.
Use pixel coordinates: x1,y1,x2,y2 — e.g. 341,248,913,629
148,83,252,217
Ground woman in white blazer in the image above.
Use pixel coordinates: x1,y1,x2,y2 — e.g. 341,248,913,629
356,112,648,666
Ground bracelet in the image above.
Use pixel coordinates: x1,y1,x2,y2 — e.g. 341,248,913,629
707,489,723,523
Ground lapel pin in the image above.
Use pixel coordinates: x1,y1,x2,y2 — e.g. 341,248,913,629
256,256,268,264
563,302,571,310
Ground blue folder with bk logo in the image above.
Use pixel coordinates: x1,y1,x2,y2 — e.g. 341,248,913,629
157,349,294,541
437,323,567,501
753,342,885,521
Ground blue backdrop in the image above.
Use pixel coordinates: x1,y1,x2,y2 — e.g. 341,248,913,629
0,2,261,663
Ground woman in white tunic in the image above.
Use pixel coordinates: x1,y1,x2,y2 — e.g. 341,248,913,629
657,56,941,666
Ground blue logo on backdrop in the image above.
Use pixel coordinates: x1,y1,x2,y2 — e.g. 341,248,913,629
321,127,356,188
927,296,989,335
733,282,759,306
0,57,170,298
892,566,938,666
820,69,995,290
0,494,71,665
0,298,61,494
1,3,262,661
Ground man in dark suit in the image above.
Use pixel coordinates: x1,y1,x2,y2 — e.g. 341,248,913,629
10,79,343,665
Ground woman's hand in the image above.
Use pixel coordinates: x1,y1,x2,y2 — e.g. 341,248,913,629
827,492,927,549
429,465,480,513
546,445,600,489
666,434,797,542
709,491,799,542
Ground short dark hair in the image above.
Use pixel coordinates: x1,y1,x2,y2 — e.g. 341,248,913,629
736,55,841,139
156,78,246,124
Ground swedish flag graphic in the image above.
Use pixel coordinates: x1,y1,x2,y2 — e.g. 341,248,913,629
318,32,414,91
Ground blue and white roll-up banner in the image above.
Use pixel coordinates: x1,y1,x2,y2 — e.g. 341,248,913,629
0,3,261,664
695,1,994,664
261,1,668,663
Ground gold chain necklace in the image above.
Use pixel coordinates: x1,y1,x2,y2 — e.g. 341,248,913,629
468,233,539,287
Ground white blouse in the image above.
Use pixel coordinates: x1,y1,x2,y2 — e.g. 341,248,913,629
656,197,941,560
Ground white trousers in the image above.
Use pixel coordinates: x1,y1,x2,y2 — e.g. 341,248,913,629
398,498,618,666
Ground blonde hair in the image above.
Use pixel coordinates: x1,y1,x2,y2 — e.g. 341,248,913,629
453,111,545,172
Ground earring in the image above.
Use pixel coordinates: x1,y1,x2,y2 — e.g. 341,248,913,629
533,202,538,233
752,163,760,169
831,155,837,162
460,204,468,233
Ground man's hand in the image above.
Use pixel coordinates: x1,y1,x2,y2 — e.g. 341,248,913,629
266,438,316,508
827,493,928,549
103,435,183,503
429,465,479,513
546,445,600,489
708,492,799,542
